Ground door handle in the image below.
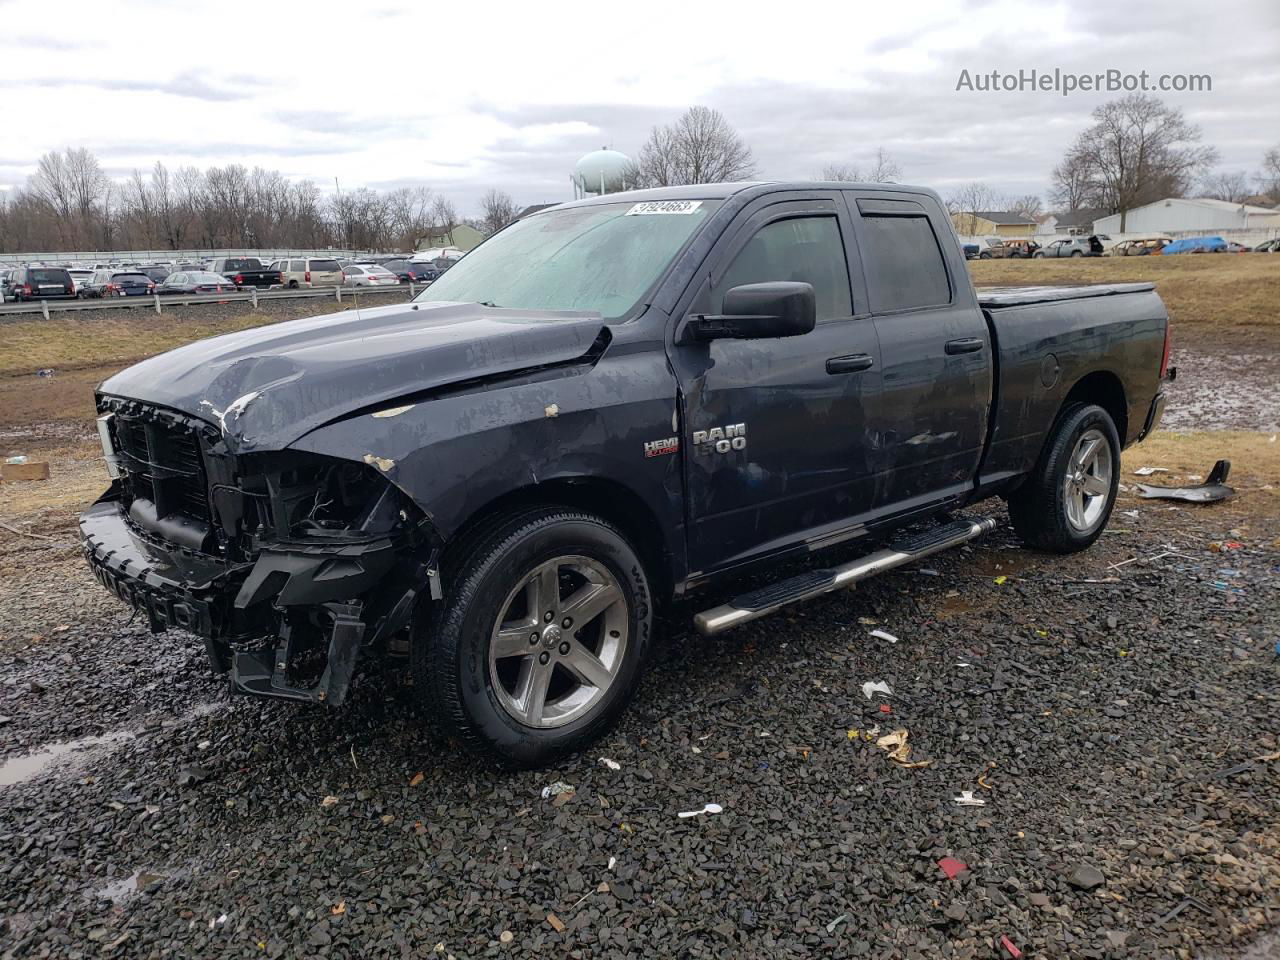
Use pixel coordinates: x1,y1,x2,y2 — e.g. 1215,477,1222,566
945,337,985,355
826,354,874,374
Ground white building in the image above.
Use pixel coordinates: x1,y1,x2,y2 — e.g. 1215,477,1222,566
1094,197,1280,235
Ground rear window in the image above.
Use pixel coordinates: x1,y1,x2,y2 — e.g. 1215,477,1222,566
112,273,151,283
31,269,71,284
222,258,262,271
858,213,951,312
309,259,341,272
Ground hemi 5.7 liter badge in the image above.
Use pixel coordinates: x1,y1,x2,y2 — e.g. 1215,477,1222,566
644,437,680,458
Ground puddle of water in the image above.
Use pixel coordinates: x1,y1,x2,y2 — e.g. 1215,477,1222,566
93,869,169,904
0,731,135,787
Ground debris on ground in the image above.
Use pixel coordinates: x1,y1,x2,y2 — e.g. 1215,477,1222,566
938,857,968,879
999,934,1023,958
545,913,566,933
868,629,899,644
540,781,574,800
825,913,849,933
409,771,425,787
598,757,621,771
954,790,986,806
1136,459,1235,503
677,803,723,819
861,680,892,700
1067,863,1106,890
1133,466,1168,476
499,930,513,944
875,729,933,768
320,795,339,808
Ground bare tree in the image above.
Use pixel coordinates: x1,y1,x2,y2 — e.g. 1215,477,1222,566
1008,195,1044,220
632,106,756,187
1255,146,1280,203
479,188,517,236
1199,170,1253,203
820,147,902,183
1049,150,1093,213
1052,95,1216,230
946,182,1008,235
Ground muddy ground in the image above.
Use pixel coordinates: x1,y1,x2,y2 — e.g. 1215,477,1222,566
0,282,1277,959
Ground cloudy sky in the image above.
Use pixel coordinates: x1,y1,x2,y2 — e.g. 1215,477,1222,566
1,0,1276,215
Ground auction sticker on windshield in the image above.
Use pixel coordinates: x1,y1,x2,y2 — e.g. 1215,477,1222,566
625,200,703,215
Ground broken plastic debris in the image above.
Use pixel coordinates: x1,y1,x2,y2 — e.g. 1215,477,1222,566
937,856,968,879
868,629,899,644
1000,934,1023,958
540,781,574,800
677,802,723,818
993,575,1008,585
598,757,621,771
321,795,339,808
954,790,987,806
825,913,849,934
546,912,566,933
1136,459,1234,503
1132,466,1168,476
860,680,893,700
362,453,396,473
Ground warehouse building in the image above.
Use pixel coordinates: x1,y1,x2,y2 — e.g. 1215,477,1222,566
1093,197,1280,235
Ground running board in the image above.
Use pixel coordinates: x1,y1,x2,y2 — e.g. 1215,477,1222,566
693,516,998,636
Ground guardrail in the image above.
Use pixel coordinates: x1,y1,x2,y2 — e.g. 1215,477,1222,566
0,283,416,319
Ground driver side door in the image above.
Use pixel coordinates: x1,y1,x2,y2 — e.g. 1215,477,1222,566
668,195,884,575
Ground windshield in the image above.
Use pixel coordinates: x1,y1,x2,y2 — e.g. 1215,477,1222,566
414,199,720,319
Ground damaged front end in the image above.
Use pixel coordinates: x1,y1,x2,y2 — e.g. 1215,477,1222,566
82,396,440,707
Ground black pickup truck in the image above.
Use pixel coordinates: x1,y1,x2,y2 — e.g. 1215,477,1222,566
82,182,1172,766
207,257,283,290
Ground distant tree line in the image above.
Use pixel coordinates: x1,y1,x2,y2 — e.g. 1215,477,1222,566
0,150,514,253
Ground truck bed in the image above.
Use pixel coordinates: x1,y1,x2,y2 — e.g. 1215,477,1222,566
977,282,1155,308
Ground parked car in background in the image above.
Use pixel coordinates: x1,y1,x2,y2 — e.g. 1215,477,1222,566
986,239,1040,259
379,259,438,283
962,242,980,260
1224,241,1251,254
68,268,95,295
207,257,282,289
1252,238,1280,253
157,271,235,295
342,264,401,287
138,265,171,284
5,267,77,300
1035,236,1104,258
95,271,156,297
1162,236,1227,255
1111,237,1171,257
268,257,345,288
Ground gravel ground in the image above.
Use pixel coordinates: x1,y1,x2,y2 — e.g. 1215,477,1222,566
0,315,1276,958
1,485,1277,959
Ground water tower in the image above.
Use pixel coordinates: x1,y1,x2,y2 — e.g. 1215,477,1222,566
571,148,631,199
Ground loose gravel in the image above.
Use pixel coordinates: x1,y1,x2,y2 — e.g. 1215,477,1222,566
1,489,1276,959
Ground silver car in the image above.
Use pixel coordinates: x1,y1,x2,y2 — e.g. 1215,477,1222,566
1034,237,1104,258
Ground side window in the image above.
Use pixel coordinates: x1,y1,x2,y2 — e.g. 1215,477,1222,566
713,216,852,321
859,214,951,312
291,260,304,271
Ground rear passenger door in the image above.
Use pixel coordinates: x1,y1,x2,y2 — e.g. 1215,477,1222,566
844,193,992,515
670,194,884,574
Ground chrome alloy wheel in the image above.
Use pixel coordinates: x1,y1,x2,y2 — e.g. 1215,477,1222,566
487,555,629,729
1063,428,1112,532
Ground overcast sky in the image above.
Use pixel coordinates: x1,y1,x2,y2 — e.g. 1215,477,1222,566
1,0,1276,215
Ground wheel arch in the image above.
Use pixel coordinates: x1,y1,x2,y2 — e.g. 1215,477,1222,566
1061,370,1128,443
442,476,677,603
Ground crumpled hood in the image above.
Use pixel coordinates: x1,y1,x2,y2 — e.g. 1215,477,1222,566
100,300,607,452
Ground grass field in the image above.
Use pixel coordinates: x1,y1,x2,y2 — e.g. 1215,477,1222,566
0,255,1275,445
969,253,1280,331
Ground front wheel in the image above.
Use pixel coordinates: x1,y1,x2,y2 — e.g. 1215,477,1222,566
416,509,653,767
1033,252,1045,258
1008,403,1120,553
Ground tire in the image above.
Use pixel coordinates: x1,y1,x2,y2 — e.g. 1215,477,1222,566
288,280,299,289
1033,252,1044,259
1008,403,1120,553
415,509,654,768
979,252,991,259
1071,250,1083,257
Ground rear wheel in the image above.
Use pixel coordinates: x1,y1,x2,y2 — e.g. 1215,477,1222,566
1008,403,1120,553
416,509,653,767
1071,250,1084,257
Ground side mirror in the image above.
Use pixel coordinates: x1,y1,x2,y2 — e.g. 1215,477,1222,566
685,282,816,342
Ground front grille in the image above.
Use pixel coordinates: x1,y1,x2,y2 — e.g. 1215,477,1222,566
105,401,217,552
